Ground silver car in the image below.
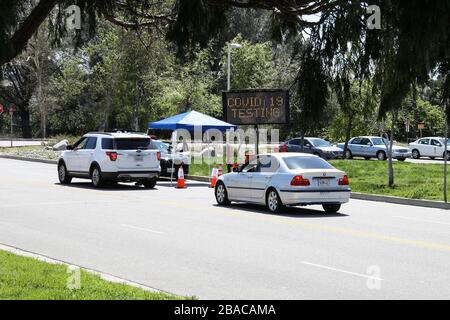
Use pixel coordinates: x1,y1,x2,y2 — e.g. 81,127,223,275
214,153,351,213
337,136,411,161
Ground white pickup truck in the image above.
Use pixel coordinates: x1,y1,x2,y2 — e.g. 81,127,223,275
57,132,161,188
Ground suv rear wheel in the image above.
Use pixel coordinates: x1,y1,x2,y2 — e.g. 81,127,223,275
143,178,157,189
91,165,104,188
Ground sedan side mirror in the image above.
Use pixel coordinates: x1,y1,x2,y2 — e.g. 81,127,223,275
66,145,73,150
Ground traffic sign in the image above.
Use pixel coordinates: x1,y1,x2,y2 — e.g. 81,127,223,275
0,104,3,114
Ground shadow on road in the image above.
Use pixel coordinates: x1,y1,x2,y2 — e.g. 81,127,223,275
55,182,156,191
214,203,349,218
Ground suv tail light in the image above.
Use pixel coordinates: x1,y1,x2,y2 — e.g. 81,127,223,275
338,175,349,186
106,151,117,161
280,144,287,152
156,151,161,161
291,175,310,186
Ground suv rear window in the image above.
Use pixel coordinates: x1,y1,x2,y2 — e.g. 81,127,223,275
102,138,114,149
115,138,151,150
283,156,334,170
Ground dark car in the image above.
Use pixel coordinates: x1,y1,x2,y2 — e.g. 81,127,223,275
150,140,190,178
280,137,343,160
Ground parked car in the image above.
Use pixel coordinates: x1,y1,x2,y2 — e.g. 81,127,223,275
409,137,450,160
214,153,350,213
57,132,161,188
279,137,343,159
150,139,190,178
337,136,411,161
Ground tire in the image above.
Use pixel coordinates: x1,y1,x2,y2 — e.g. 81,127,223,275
143,178,157,189
344,150,353,160
364,157,371,160
90,165,104,188
58,162,72,184
412,149,420,159
323,204,341,213
215,181,231,206
266,188,284,213
429,157,435,160
377,151,387,161
398,158,406,162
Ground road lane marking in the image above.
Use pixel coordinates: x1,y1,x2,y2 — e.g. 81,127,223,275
121,224,165,235
301,261,384,281
393,216,450,226
165,201,450,252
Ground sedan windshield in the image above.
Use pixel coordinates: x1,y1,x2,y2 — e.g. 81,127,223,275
371,137,388,145
283,156,334,170
151,140,170,152
309,138,331,147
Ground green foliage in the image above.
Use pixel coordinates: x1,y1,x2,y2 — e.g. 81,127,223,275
224,35,276,90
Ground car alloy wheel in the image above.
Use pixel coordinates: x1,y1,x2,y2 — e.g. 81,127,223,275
58,164,66,181
215,182,230,206
377,151,386,161
58,162,71,184
345,150,352,159
267,189,283,213
412,150,420,159
91,167,103,187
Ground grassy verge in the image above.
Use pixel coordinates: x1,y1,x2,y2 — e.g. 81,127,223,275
189,160,448,201
330,160,447,201
0,250,186,300
0,145,59,160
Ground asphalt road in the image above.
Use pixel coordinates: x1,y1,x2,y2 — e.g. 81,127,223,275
1,158,450,299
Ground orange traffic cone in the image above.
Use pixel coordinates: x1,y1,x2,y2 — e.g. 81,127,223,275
176,166,186,189
210,167,218,188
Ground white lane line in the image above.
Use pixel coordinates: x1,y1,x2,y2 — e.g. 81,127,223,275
121,224,165,235
393,216,450,226
301,261,384,281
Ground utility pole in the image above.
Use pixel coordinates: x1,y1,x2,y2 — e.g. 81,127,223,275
227,43,241,91
9,107,14,147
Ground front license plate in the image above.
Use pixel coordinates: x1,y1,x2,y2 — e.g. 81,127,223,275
167,168,175,173
318,178,330,186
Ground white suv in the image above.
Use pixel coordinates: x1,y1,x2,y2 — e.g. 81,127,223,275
57,132,161,188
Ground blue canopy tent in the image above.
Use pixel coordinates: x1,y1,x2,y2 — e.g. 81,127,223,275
148,110,236,132
148,111,236,185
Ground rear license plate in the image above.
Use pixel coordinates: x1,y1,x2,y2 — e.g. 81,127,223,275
135,155,143,161
318,178,330,186
167,168,175,173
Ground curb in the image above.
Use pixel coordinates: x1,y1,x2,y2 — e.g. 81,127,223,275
350,192,450,210
0,154,57,165
2,154,449,210
0,243,175,296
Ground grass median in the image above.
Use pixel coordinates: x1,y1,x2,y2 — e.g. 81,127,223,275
0,250,186,300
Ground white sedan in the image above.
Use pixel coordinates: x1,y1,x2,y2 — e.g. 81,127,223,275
214,153,351,213
409,137,450,160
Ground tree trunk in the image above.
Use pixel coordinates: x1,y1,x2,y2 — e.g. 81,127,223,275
300,131,305,152
444,121,448,203
387,111,397,187
19,106,32,138
343,114,353,159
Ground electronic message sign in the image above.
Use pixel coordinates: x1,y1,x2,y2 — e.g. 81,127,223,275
222,89,289,125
